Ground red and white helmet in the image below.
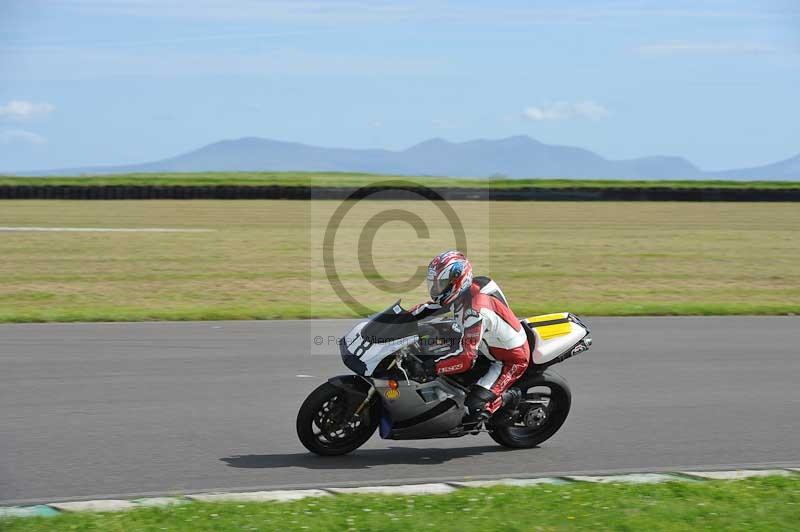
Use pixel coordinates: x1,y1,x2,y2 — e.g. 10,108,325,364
426,250,473,307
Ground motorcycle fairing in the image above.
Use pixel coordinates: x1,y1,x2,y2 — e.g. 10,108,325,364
372,377,466,439
341,321,418,376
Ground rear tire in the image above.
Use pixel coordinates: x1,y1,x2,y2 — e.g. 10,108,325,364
296,382,380,456
489,370,571,449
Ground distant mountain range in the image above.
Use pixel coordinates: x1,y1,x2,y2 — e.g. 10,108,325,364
16,136,800,180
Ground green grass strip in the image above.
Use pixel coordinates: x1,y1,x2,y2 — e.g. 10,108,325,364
3,476,799,531
0,302,797,323
1,171,798,189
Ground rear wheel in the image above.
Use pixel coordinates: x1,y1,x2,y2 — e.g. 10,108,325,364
489,370,571,449
296,382,380,456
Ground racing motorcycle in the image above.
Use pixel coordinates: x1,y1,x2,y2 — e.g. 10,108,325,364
297,302,592,455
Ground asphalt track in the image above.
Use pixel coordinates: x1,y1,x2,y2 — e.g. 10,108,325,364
1,317,799,505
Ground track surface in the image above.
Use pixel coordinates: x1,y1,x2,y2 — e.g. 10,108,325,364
1,317,799,504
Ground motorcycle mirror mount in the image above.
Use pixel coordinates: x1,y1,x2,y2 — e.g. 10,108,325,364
394,352,411,385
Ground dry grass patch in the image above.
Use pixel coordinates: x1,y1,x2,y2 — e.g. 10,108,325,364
0,200,797,321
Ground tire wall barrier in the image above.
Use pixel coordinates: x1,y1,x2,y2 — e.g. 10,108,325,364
0,185,798,201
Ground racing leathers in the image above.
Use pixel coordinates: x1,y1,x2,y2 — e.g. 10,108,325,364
411,276,530,417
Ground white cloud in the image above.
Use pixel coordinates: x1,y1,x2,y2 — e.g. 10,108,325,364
634,41,778,56
0,100,56,121
522,101,610,122
0,129,47,145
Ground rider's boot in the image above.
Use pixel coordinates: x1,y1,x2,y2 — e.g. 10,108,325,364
501,388,522,410
462,386,497,431
492,388,522,424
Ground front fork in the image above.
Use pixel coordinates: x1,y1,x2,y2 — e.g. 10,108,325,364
352,386,376,416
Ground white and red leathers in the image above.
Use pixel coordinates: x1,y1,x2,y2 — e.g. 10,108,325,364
412,276,530,414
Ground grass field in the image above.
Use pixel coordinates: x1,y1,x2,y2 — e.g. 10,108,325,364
1,171,799,189
0,200,798,322
3,476,799,531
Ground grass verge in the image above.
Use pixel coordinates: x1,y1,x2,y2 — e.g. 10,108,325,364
3,476,799,531
0,200,798,322
1,171,799,189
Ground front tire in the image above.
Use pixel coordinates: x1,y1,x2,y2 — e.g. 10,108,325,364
489,370,572,449
296,382,380,456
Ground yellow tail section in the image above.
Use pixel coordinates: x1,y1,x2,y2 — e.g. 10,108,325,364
526,312,572,340
535,322,573,340
527,312,569,323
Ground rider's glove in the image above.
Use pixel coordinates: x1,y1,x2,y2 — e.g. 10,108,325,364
422,358,437,380
408,357,437,382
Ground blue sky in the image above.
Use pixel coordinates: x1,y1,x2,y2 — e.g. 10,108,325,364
1,0,798,172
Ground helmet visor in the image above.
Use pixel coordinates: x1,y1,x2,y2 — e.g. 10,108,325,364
427,274,448,300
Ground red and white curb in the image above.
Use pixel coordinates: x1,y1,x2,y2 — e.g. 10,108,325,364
1,468,798,519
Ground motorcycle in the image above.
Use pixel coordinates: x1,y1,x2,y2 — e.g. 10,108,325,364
297,302,592,455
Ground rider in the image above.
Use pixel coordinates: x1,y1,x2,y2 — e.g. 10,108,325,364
409,250,530,426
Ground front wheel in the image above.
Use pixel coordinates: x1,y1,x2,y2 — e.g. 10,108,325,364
296,382,380,456
489,370,572,449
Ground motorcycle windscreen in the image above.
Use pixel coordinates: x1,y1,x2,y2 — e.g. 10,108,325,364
360,301,420,343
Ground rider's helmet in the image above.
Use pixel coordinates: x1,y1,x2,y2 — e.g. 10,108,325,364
426,250,473,307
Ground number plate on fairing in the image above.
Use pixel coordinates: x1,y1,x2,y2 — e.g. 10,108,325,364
341,322,418,376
